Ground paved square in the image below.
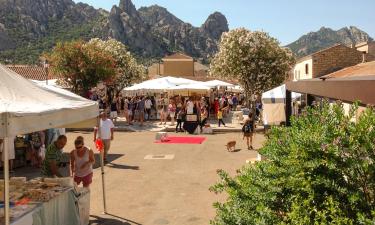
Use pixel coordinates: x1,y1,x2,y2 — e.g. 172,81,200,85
64,131,265,225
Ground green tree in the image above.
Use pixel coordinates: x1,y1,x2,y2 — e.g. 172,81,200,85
47,40,116,95
210,102,375,225
87,38,145,95
210,28,295,107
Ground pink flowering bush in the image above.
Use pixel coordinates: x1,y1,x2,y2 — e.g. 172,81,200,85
210,28,295,97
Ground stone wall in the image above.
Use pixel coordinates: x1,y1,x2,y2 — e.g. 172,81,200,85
163,60,194,77
356,42,375,62
366,43,375,61
312,45,363,78
148,63,164,77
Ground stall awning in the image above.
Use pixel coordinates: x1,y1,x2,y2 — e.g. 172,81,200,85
0,64,99,137
285,75,375,105
124,76,198,91
262,84,301,104
202,80,234,88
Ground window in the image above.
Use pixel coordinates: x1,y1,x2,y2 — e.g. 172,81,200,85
305,64,309,75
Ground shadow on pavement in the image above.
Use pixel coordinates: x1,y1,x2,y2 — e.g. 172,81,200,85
90,214,142,225
105,163,139,170
93,153,124,169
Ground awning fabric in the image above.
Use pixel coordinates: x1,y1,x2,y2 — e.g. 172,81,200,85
0,64,99,137
262,84,301,104
167,83,210,91
202,80,234,88
124,76,198,91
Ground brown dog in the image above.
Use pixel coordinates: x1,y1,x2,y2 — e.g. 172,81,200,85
226,141,236,152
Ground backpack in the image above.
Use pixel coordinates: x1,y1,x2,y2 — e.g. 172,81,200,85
242,123,252,133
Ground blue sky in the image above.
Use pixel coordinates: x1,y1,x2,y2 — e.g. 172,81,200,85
75,0,375,45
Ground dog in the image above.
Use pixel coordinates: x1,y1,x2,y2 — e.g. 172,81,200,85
226,141,236,152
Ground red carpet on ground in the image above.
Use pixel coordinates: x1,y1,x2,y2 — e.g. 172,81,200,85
155,136,206,144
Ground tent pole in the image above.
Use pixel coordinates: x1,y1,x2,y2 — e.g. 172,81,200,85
3,114,10,225
100,149,107,214
98,117,107,214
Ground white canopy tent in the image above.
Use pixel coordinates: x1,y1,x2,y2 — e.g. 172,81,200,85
31,80,78,99
0,64,99,225
202,80,234,88
124,76,198,92
167,82,211,96
261,84,301,125
161,76,199,86
124,78,175,91
262,84,301,103
228,85,243,93
167,83,210,91
31,79,63,89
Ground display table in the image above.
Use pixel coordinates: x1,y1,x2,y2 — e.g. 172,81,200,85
183,114,199,134
9,189,81,225
183,121,199,134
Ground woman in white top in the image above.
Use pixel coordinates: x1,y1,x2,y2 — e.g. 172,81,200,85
70,136,95,188
0,137,15,172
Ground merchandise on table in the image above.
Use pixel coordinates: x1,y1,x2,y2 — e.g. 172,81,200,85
0,176,74,223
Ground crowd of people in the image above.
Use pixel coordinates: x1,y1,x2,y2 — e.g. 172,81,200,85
91,91,247,132
0,111,116,189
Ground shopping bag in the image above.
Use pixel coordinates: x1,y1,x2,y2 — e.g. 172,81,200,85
95,139,104,152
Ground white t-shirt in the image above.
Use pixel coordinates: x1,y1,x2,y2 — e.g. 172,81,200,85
145,99,152,109
98,119,114,140
187,101,194,114
0,137,15,161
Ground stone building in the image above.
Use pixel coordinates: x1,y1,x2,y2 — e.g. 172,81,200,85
355,41,375,62
292,44,363,81
148,53,209,81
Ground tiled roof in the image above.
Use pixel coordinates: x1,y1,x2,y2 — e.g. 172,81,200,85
6,65,56,81
323,61,375,78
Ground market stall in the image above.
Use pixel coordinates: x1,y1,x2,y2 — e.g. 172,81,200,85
167,82,211,96
202,80,234,88
261,84,301,125
0,64,99,225
123,76,198,96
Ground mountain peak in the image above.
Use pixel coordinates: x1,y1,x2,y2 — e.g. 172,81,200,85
287,26,373,57
138,4,183,26
118,0,138,16
202,12,228,40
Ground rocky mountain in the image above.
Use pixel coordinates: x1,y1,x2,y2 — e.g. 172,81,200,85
0,0,106,63
287,26,373,58
1,0,373,64
0,0,229,64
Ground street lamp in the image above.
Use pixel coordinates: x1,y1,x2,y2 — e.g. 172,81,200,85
43,59,49,85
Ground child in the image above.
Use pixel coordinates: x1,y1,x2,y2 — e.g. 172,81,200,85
242,115,254,150
176,107,185,132
168,100,176,126
217,107,226,127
